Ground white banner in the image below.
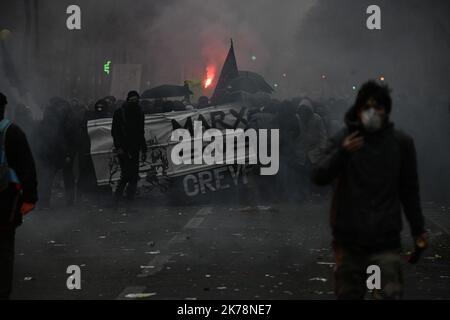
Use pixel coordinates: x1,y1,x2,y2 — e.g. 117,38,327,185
87,103,251,190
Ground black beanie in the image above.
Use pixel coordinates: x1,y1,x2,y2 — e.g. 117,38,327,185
127,91,140,101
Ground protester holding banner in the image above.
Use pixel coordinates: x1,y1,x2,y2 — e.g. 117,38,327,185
111,91,147,203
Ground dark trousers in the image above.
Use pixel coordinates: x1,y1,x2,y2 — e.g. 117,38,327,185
333,243,403,300
39,159,75,207
0,227,15,300
77,152,98,196
115,151,140,200
296,160,312,200
277,158,303,202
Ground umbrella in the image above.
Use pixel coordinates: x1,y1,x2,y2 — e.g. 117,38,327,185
141,85,193,99
227,72,274,95
238,71,274,93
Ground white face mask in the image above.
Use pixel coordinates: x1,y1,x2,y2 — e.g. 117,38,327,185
361,108,383,132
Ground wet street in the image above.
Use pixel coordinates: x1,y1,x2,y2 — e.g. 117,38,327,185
10,191,450,300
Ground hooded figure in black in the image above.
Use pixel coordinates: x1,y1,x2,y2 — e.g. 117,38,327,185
36,97,77,208
88,99,111,120
312,81,427,300
111,91,147,202
0,92,37,300
276,100,300,201
69,99,98,199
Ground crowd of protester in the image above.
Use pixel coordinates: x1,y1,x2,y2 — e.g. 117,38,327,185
3,89,356,208
6,87,449,208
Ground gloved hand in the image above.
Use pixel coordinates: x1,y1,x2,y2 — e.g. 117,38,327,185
416,232,429,249
408,232,428,264
342,131,364,153
20,202,35,215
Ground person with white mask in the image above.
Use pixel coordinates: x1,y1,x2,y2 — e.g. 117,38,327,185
312,80,428,300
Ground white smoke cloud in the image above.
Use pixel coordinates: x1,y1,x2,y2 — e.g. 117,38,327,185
142,0,316,93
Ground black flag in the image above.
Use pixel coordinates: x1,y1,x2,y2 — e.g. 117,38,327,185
211,39,239,105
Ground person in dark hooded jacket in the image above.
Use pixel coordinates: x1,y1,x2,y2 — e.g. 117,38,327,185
276,100,300,201
312,81,427,300
0,92,37,300
87,99,111,120
36,97,76,208
111,91,147,202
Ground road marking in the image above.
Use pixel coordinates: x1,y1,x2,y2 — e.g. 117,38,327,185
134,207,211,279
426,216,450,236
137,254,171,278
196,207,213,216
116,206,214,299
184,217,204,229
424,208,450,236
168,233,188,245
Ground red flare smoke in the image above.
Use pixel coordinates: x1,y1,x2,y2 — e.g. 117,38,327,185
204,65,216,89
